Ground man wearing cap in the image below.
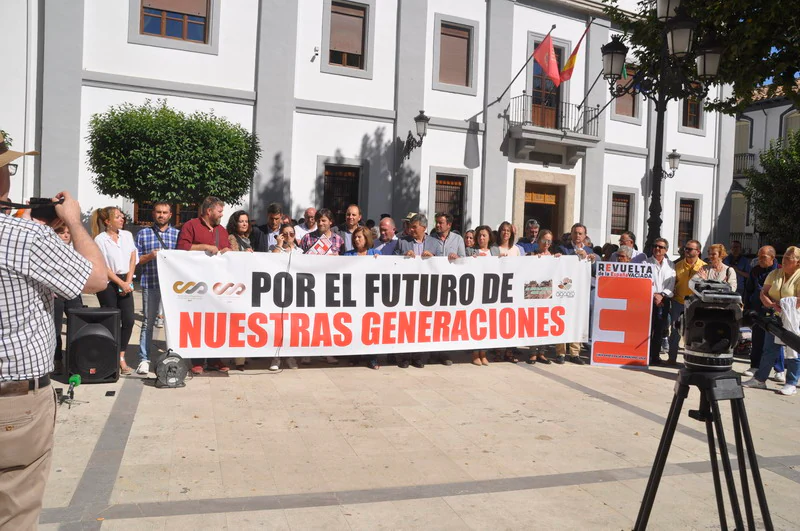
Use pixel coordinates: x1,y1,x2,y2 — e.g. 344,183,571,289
0,135,107,528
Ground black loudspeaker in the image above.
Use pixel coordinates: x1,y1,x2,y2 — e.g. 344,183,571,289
66,308,121,383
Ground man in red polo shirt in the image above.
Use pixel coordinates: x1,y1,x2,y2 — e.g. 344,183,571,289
177,196,231,373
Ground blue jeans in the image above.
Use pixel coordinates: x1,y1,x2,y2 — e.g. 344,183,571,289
137,287,162,362
754,333,799,385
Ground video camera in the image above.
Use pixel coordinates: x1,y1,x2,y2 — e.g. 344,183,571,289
681,279,800,371
680,280,743,371
0,197,63,223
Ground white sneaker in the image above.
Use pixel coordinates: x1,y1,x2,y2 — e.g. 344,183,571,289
136,360,150,375
743,368,755,377
326,356,339,364
773,371,786,383
780,384,797,396
269,358,280,371
742,378,767,389
155,317,164,328
286,357,298,370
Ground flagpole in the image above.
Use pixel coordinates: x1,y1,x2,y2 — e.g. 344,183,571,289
496,24,556,102
577,71,603,110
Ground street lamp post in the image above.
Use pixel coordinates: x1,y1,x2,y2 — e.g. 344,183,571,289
601,0,721,253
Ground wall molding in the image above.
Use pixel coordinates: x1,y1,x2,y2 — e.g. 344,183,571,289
428,117,484,133
294,98,395,123
81,71,256,105
605,143,648,157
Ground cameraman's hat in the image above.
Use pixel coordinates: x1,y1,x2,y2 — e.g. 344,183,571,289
0,134,39,168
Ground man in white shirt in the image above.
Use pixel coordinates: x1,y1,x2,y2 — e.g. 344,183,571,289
647,237,676,366
293,207,316,242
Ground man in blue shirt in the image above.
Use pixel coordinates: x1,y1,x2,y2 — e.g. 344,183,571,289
555,223,596,365
723,240,751,296
135,201,180,374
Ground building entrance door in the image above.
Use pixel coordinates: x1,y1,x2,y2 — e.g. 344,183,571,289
524,183,561,236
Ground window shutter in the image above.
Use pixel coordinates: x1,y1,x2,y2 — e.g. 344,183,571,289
439,24,470,86
330,3,366,55
785,112,800,137
143,0,208,17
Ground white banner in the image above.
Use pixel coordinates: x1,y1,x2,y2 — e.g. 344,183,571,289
157,251,592,358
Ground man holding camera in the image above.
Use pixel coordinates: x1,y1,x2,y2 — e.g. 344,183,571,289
0,137,107,528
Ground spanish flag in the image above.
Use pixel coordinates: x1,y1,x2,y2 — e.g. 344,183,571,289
560,25,590,83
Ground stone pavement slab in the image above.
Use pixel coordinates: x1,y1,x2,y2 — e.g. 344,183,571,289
39,292,800,529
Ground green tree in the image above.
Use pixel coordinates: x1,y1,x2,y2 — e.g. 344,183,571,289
87,100,260,206
604,0,800,114
744,130,800,248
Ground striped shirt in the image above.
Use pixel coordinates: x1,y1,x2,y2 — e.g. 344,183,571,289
135,225,179,289
0,215,92,380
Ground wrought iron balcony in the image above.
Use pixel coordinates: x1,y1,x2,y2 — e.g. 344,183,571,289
733,153,756,176
508,96,600,137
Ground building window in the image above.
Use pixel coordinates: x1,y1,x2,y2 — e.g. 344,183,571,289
734,119,751,153
323,164,360,226
141,1,208,42
435,175,466,234
610,193,632,234
610,68,641,124
531,43,563,129
439,24,470,86
783,110,800,139
682,97,701,129
329,2,366,69
133,201,199,226
321,0,375,79
677,198,697,249
128,0,220,55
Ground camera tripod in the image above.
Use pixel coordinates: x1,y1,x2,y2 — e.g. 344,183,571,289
634,368,773,530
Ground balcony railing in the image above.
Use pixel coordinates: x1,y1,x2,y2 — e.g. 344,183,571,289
508,96,599,137
734,153,756,176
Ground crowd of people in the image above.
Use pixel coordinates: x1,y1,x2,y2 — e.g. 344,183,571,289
64,196,799,399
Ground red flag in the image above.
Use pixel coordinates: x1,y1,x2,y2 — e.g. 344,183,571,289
560,26,590,82
533,34,561,87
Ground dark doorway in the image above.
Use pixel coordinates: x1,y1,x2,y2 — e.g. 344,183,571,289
323,164,360,226
524,183,560,235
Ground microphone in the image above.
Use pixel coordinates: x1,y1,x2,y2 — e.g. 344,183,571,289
67,374,81,401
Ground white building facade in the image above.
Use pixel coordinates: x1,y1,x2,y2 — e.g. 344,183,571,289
2,0,735,255
730,88,799,253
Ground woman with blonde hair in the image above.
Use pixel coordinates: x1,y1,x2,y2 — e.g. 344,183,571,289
91,207,138,375
744,246,800,395
689,243,736,291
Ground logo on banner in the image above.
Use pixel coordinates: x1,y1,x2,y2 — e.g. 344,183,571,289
307,236,333,255
555,277,575,298
173,281,208,295
212,282,247,296
523,279,553,299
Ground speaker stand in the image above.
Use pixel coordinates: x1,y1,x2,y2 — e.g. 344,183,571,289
634,368,773,531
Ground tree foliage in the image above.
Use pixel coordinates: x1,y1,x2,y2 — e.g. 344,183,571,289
744,130,800,248
87,100,260,206
604,0,800,114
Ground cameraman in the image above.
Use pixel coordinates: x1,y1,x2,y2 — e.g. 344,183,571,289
0,139,107,529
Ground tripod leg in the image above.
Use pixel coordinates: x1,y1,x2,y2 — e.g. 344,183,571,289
709,396,745,530
704,411,728,530
730,400,756,530
634,391,686,531
733,399,774,531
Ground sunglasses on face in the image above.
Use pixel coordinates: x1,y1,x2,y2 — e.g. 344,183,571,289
653,245,667,250
684,247,698,252
284,232,295,237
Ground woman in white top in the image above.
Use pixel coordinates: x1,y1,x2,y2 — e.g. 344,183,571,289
270,223,304,254
689,243,737,292
496,221,520,257
91,206,139,375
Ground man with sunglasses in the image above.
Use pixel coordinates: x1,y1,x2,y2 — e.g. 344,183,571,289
647,238,676,366
668,240,705,365
612,231,646,263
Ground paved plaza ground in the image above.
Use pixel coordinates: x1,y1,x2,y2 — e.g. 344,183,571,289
41,293,799,530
